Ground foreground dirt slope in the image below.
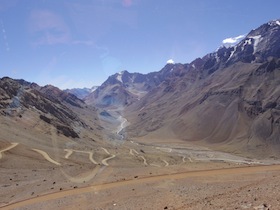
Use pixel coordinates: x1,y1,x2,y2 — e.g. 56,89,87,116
1,122,280,210
2,164,280,210
1,80,279,209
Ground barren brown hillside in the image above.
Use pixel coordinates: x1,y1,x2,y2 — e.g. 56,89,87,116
125,21,280,158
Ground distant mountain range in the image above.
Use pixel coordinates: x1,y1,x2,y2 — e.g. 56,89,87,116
85,19,280,157
65,86,98,100
1,19,279,158
84,64,192,107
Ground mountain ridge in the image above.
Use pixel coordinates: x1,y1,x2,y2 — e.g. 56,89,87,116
0,77,101,139
85,19,280,108
122,19,280,158
1,19,280,158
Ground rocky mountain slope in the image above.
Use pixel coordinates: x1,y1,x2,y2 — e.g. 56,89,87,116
123,20,280,157
85,65,189,107
85,71,151,107
0,77,102,139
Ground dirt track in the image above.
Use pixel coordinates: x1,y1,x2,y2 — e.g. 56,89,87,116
0,143,18,159
2,164,280,210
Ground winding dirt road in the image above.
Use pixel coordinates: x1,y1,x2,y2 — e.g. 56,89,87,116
0,143,18,159
101,154,116,166
63,149,73,159
163,159,169,167
67,149,98,164
32,149,61,166
63,148,117,166
128,148,170,167
101,147,110,155
139,155,148,165
3,164,280,210
129,149,139,156
0,142,116,167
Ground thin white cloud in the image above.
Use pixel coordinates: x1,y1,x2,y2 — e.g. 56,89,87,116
222,34,245,45
167,59,174,64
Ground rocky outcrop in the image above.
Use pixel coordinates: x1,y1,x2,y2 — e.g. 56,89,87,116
0,77,87,138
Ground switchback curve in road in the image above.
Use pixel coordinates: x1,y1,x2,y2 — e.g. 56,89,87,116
32,149,61,166
0,143,18,159
101,155,116,166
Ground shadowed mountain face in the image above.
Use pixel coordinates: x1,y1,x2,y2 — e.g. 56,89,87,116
122,20,280,157
0,78,92,138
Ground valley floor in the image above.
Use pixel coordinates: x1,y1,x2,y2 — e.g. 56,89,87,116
1,137,280,210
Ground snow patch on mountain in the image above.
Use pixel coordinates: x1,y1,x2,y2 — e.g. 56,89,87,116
116,73,123,83
248,35,262,54
215,52,220,62
242,38,252,51
268,20,280,26
227,46,237,61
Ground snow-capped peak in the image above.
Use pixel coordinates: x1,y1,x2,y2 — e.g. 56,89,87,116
116,74,123,83
118,70,126,75
268,19,280,26
116,71,126,83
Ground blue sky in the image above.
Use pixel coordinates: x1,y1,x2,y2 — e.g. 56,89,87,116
0,0,279,89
